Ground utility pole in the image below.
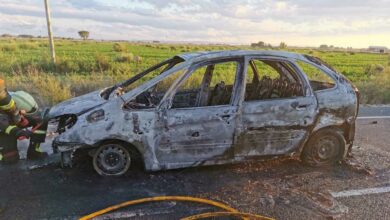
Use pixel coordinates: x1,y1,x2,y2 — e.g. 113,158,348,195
44,0,56,63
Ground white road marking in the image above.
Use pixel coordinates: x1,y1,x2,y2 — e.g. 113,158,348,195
357,116,390,119
331,186,390,198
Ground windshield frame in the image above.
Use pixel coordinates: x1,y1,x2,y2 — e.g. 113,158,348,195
100,56,185,100
118,59,191,108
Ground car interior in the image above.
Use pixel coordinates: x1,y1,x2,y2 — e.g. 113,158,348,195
309,80,335,91
296,59,336,91
244,60,303,101
126,59,305,109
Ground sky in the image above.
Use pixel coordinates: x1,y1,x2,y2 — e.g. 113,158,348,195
1,0,390,48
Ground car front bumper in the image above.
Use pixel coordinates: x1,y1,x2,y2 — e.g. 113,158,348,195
52,138,86,167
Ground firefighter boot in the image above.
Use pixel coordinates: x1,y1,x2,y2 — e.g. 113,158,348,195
27,143,48,160
0,149,19,164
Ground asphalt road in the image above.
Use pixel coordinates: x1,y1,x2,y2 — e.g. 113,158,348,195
359,105,390,117
0,106,389,220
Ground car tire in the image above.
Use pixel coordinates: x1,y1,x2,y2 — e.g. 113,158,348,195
93,143,131,176
301,128,346,166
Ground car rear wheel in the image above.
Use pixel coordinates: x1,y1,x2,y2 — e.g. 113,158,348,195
301,129,346,166
93,143,131,176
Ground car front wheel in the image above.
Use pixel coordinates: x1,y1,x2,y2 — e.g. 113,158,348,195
93,143,131,176
301,129,346,166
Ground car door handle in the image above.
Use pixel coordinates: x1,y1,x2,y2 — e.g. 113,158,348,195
217,114,232,123
291,102,308,110
296,104,308,110
221,114,231,119
191,131,200,137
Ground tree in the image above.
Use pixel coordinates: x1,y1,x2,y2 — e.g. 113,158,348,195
78,30,89,40
250,41,266,48
1,33,13,38
279,42,287,49
319,44,328,49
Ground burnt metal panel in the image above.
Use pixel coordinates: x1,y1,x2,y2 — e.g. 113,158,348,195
155,105,238,163
235,96,317,157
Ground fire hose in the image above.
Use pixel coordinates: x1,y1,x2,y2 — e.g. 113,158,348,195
17,108,50,140
79,196,275,220
17,123,43,140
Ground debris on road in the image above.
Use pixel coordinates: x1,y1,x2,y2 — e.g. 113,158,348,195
342,156,374,176
28,162,57,171
297,191,348,219
27,154,60,171
205,170,350,219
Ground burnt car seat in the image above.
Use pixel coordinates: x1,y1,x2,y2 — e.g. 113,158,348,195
247,76,272,100
209,81,230,106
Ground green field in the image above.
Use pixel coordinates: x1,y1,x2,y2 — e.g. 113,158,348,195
0,38,389,105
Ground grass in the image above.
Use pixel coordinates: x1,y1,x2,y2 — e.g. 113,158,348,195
0,37,389,106
356,67,390,104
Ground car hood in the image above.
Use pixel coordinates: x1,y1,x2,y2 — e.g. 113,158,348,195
48,91,107,118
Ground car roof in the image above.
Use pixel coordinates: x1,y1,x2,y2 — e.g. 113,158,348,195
176,50,307,62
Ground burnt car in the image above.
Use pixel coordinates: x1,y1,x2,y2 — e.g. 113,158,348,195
49,50,359,176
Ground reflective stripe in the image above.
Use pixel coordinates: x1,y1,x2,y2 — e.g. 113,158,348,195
5,125,17,134
33,130,46,135
0,99,15,111
35,144,42,152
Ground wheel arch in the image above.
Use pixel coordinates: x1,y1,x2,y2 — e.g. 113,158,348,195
305,125,348,159
312,122,354,145
312,124,345,136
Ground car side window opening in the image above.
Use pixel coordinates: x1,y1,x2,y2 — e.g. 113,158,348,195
296,61,336,91
171,60,238,108
244,59,304,101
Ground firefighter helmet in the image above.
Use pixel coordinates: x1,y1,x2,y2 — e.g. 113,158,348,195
9,91,38,115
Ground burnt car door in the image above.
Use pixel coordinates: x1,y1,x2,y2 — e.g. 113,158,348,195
234,56,318,157
156,58,244,165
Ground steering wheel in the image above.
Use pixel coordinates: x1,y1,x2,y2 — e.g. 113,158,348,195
130,90,156,108
145,90,158,107
148,86,160,106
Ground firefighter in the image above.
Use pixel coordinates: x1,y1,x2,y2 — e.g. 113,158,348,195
0,79,48,163
11,90,49,160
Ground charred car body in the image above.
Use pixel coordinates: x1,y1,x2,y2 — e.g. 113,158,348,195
49,50,359,176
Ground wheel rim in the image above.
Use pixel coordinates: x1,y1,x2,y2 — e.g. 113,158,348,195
94,144,131,176
312,135,340,163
